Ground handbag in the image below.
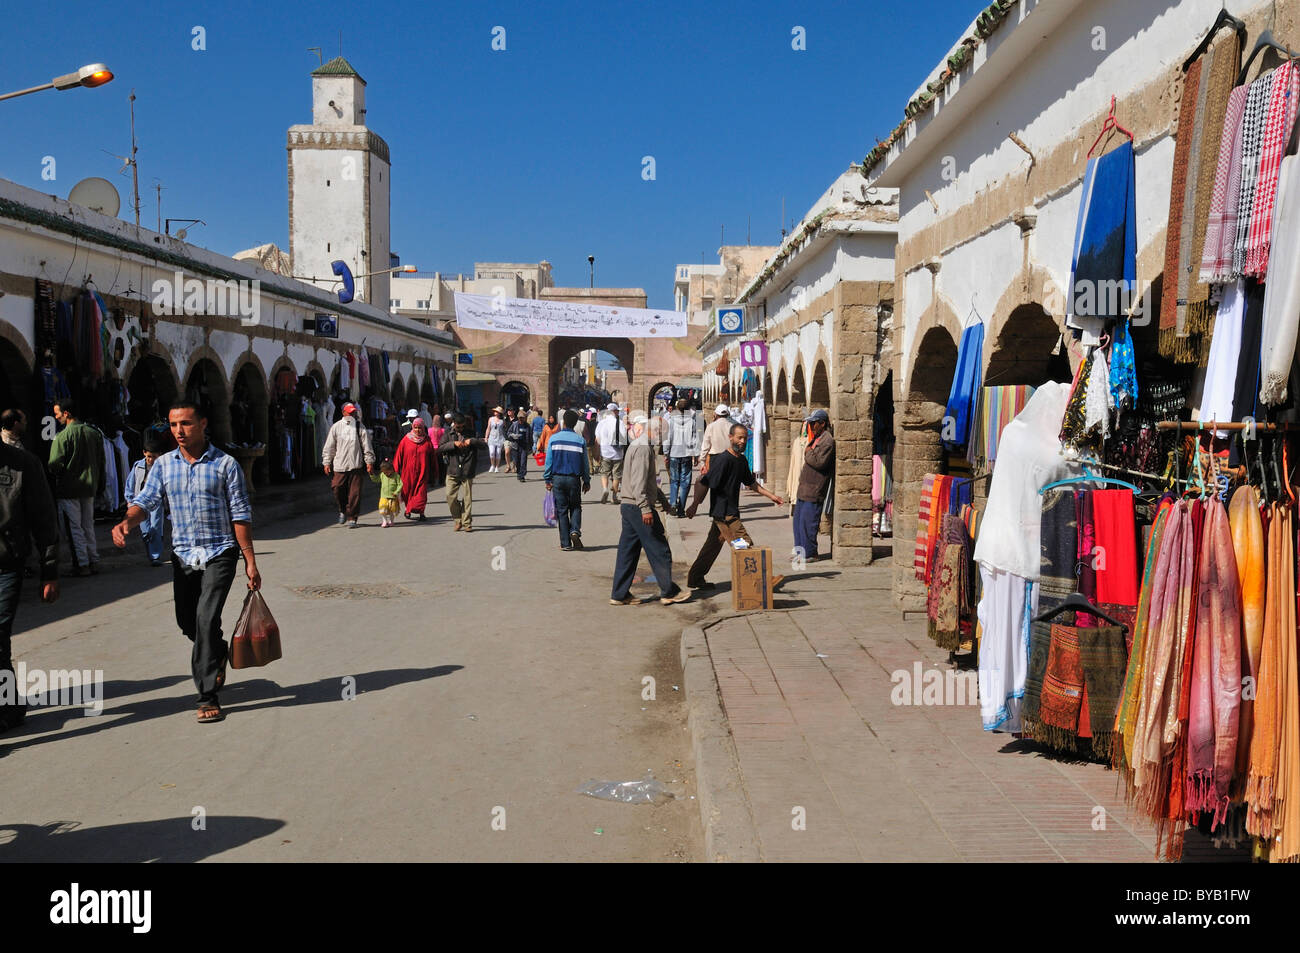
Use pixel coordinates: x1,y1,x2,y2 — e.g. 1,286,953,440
230,589,282,668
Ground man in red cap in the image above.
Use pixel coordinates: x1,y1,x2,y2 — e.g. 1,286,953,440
322,402,375,528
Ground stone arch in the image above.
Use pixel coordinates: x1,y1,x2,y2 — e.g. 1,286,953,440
776,369,788,414
894,323,959,610
230,359,270,481
183,351,232,445
500,380,531,410
420,367,437,406
0,335,37,454
547,336,636,411
984,302,1072,387
124,353,179,430
404,377,420,411
303,360,328,398
390,372,405,409
647,380,676,411
810,359,830,409
905,289,963,391
790,364,807,413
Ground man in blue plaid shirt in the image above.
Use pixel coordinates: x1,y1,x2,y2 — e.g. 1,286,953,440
112,401,260,724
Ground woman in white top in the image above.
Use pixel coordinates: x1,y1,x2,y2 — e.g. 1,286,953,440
485,407,506,472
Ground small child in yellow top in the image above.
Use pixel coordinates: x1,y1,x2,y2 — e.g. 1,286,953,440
370,458,403,527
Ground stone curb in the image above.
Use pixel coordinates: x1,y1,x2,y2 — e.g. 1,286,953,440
680,621,762,863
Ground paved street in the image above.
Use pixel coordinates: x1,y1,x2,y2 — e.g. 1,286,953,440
0,467,705,862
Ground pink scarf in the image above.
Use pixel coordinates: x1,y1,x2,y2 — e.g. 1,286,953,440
1202,85,1249,282
406,426,428,446
1185,499,1242,827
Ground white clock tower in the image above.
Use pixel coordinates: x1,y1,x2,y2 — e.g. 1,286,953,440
287,56,391,307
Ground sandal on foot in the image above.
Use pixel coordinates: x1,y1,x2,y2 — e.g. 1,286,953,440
197,704,224,724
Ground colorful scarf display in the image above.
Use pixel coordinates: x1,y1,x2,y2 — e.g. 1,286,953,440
1186,499,1242,828
1203,85,1251,282
1022,489,1078,741
1115,504,1172,772
1245,61,1300,277
1230,485,1266,789
1246,504,1291,841
914,474,936,581
927,513,973,651
1232,73,1274,277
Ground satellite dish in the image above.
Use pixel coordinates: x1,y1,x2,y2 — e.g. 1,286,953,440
175,229,188,241
68,177,121,216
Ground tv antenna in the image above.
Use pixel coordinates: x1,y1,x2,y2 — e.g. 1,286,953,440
103,89,141,226
308,46,322,65
153,179,164,233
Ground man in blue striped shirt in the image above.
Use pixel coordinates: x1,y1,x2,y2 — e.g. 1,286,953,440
543,410,590,551
112,402,259,724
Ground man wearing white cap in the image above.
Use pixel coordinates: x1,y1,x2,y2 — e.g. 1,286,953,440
697,403,736,473
321,402,375,528
609,412,689,606
594,402,626,504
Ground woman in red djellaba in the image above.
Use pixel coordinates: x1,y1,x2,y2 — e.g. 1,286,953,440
392,417,436,521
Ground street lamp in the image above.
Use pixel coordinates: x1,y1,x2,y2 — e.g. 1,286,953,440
0,63,114,102
588,255,594,289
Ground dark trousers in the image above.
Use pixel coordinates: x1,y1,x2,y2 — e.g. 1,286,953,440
552,474,583,543
668,456,693,508
331,469,364,521
612,504,677,599
0,570,25,728
687,516,753,587
172,549,239,704
793,499,822,558
513,444,529,480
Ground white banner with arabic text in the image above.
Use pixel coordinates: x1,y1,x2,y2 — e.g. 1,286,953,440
454,292,687,338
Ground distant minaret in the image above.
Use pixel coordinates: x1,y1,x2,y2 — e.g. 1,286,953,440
287,56,391,307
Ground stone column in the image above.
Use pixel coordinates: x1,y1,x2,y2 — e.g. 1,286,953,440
893,393,946,610
769,406,791,497
828,280,886,567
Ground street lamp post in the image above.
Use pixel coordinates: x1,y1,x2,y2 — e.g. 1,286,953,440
0,63,114,102
588,255,594,289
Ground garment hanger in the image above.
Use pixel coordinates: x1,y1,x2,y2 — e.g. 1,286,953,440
1237,29,1299,85
1034,592,1130,634
1087,96,1135,158
1040,469,1141,495
1184,7,1248,72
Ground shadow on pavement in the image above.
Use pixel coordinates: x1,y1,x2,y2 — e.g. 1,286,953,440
0,667,462,752
0,816,287,862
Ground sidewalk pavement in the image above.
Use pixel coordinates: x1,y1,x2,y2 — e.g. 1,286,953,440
667,483,1161,863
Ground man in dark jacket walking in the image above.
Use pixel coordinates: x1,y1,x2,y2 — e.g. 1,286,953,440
438,414,488,532
0,441,60,732
543,410,590,550
793,409,835,560
506,411,532,482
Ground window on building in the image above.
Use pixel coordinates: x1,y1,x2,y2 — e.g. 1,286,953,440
417,300,431,310
702,296,714,312
390,299,400,309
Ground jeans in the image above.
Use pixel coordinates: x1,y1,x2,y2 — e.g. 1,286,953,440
793,499,822,559
172,548,239,704
611,504,677,599
140,507,165,562
0,570,24,727
552,474,583,544
668,456,693,508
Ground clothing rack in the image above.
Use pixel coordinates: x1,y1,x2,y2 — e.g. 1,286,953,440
1155,421,1300,432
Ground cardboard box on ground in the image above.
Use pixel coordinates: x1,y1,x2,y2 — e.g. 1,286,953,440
731,545,774,611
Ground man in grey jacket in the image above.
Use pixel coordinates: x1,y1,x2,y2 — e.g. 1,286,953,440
322,402,375,528
662,398,700,518
609,412,689,606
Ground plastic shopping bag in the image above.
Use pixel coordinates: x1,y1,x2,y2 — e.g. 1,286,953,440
230,589,282,668
543,489,557,527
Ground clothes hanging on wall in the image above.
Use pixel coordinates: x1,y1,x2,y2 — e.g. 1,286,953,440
1068,140,1137,345
943,321,984,451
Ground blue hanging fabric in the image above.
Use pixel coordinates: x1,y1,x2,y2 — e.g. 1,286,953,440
943,320,985,451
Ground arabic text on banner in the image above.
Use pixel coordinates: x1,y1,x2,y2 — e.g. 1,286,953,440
453,293,687,338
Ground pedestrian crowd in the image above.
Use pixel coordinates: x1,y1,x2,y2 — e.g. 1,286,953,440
0,391,835,727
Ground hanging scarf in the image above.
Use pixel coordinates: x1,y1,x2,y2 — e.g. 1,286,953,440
1059,350,1092,446
1160,58,1203,337
1083,348,1113,439
1276,510,1300,861
1115,504,1171,771
943,322,985,450
1022,489,1078,739
1259,152,1300,406
1092,489,1140,645
923,477,953,586
1231,279,1267,426
1203,85,1251,281
1247,503,1292,840
927,513,972,651
1199,280,1245,429
1108,317,1137,408
1070,141,1137,342
1229,485,1265,792
1186,498,1242,828
1245,61,1300,277
1183,35,1242,330
1232,73,1275,277
914,474,936,582
1128,502,1195,816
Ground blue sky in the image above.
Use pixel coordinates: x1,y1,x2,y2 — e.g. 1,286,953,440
1,0,985,308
